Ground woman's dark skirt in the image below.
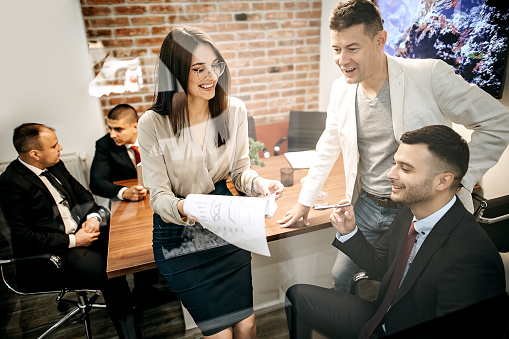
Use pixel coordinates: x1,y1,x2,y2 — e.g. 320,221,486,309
153,180,253,336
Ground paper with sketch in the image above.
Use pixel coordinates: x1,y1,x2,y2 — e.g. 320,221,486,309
183,194,277,256
284,150,317,169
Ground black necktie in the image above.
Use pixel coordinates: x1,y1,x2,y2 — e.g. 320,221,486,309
359,222,418,339
41,171,80,224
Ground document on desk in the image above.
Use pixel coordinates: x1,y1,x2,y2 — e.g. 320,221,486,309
183,194,277,256
284,150,317,169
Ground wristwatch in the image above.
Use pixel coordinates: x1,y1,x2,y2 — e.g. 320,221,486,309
88,214,102,224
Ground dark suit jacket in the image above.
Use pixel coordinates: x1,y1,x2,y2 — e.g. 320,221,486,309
0,159,100,258
90,134,137,199
333,199,506,336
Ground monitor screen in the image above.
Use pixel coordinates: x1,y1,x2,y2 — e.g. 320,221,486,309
376,0,509,98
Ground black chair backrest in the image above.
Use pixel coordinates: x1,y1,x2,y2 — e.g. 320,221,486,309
247,115,257,140
473,193,509,252
287,111,327,152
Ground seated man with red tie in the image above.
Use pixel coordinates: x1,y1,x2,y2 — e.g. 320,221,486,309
90,103,164,306
0,123,139,338
90,103,147,202
285,125,507,339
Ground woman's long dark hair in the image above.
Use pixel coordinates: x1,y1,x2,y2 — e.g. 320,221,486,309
150,27,230,146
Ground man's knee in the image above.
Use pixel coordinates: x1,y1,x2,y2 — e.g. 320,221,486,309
64,248,107,287
286,284,303,307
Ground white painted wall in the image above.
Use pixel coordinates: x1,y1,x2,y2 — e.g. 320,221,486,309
319,0,343,112
318,0,509,199
0,0,104,165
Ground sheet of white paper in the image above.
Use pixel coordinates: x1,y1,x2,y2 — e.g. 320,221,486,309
284,150,317,169
183,194,277,256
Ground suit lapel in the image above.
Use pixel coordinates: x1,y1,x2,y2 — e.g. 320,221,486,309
12,160,67,231
379,212,414,297
391,200,464,306
112,140,136,172
13,159,52,196
387,55,405,141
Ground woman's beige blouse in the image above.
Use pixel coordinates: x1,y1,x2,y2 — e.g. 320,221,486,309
138,97,259,225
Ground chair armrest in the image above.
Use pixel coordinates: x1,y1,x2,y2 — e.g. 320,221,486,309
473,193,509,224
98,206,110,227
349,271,383,295
0,253,62,269
274,137,288,156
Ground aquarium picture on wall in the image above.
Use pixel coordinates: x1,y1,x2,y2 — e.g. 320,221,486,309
375,0,509,98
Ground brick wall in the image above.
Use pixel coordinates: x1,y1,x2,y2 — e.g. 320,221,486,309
81,0,322,125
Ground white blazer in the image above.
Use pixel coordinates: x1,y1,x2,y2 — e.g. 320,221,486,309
298,54,509,212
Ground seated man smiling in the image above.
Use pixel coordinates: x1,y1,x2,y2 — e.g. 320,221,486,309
285,125,507,339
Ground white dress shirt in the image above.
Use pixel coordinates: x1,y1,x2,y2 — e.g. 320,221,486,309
18,158,78,248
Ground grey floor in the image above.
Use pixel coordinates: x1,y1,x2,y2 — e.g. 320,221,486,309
0,275,288,339
0,272,379,339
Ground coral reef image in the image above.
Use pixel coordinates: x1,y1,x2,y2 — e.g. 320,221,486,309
377,0,509,98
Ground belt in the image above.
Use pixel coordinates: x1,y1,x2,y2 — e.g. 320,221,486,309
365,192,401,209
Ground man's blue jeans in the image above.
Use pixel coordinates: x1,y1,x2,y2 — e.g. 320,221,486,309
331,189,401,291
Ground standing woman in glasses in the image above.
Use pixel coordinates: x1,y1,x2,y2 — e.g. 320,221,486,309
138,27,284,338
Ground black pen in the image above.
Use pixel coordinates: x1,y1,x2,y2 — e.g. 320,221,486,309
313,202,351,210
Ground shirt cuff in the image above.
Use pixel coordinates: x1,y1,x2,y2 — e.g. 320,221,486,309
335,227,358,243
68,234,76,248
87,213,102,224
117,186,128,200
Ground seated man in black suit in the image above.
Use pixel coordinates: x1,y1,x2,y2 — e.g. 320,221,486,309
90,103,147,202
90,104,162,305
0,123,140,338
286,125,507,339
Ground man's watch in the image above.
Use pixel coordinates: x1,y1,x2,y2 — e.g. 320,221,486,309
88,214,102,224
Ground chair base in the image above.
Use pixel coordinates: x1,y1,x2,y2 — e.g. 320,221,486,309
36,290,105,339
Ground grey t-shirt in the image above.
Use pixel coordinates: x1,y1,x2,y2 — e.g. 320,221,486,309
355,80,399,198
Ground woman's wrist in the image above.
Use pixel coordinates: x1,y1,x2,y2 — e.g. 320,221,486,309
251,176,261,197
177,199,187,217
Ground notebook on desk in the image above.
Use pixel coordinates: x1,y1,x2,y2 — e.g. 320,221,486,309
284,150,317,169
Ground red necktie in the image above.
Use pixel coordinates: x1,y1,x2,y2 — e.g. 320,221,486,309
359,222,418,339
131,145,141,165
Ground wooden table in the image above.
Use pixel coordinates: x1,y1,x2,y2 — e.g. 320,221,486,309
107,156,345,278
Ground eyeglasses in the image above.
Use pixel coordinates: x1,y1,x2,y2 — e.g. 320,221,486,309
190,61,226,81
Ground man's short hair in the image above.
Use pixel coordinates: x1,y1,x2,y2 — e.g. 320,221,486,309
329,0,384,39
400,125,469,190
107,104,138,124
13,123,53,154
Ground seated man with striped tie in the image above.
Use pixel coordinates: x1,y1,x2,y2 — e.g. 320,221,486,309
0,123,139,338
90,103,147,202
285,125,507,339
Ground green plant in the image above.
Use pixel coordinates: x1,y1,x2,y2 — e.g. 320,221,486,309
248,137,266,167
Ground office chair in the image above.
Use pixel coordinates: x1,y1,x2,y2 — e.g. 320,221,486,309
274,111,327,155
0,207,110,339
247,115,270,158
472,192,509,252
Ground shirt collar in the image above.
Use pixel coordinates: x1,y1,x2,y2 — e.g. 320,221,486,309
413,195,456,235
18,157,45,176
124,138,139,150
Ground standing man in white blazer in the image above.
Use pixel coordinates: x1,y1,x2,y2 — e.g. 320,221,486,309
278,0,509,292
